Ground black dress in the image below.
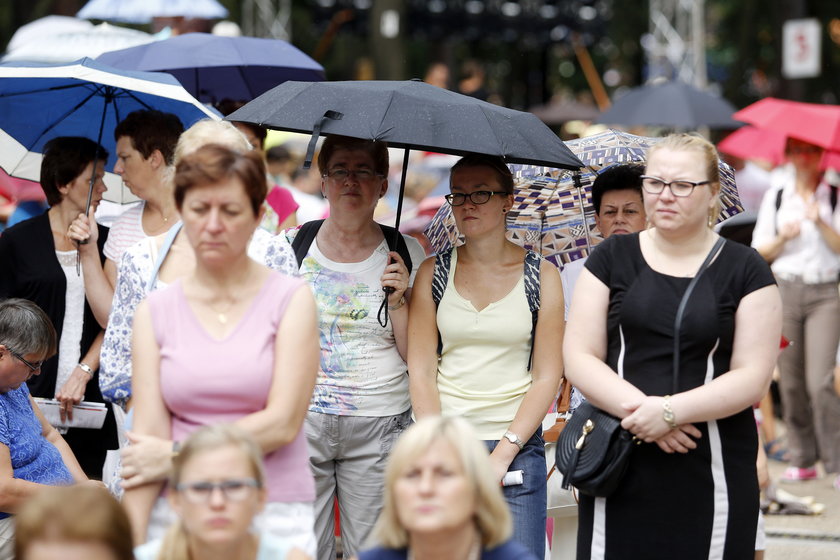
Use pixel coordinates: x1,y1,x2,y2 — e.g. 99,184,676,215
0,213,118,478
577,233,775,560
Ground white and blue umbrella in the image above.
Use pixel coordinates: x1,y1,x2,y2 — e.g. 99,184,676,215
0,57,217,205
77,0,228,24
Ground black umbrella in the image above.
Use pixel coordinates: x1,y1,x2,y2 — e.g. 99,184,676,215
596,80,740,129
229,79,584,324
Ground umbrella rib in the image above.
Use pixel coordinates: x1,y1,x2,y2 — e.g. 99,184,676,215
0,81,98,99
24,86,105,150
120,88,156,111
477,105,508,159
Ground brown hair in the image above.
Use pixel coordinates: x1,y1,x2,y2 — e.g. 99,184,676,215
15,485,133,560
450,153,514,195
114,109,184,165
317,135,389,177
174,144,267,216
39,137,108,206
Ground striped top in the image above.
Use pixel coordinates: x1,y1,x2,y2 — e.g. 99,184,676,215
103,202,146,262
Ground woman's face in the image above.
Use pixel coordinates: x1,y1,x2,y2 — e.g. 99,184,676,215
170,445,265,547
320,148,387,217
57,161,107,214
24,541,119,560
114,136,157,198
786,138,823,173
643,147,717,234
180,177,262,267
448,165,512,239
393,439,476,536
595,189,646,238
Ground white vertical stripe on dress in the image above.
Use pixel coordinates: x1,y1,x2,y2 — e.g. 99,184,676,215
590,325,627,559
704,338,727,560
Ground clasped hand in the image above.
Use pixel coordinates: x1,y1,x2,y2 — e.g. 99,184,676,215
380,251,409,306
620,396,701,454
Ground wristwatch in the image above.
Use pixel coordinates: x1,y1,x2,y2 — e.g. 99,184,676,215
503,430,524,450
662,395,678,429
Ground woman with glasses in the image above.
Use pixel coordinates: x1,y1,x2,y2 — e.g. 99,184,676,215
287,135,426,560
408,154,564,559
751,138,840,491
123,145,319,554
134,424,310,560
0,299,100,560
0,137,118,479
564,134,781,558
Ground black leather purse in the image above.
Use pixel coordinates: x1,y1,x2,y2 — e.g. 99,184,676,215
555,237,725,498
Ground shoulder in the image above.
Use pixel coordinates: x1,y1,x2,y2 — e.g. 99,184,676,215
133,539,161,560
1,212,48,241
357,546,407,560
110,203,144,230
483,539,539,560
257,534,297,558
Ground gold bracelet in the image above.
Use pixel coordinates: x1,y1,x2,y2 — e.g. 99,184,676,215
388,296,406,311
662,395,678,429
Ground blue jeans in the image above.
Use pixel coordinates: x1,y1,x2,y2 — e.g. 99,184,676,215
485,431,546,559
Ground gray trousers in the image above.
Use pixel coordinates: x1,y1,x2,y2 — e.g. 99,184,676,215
305,409,411,560
777,279,840,473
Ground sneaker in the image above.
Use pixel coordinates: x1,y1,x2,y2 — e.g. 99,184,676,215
781,466,819,481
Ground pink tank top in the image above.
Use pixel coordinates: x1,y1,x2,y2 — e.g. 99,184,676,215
146,271,315,503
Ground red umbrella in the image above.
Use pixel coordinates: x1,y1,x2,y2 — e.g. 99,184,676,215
733,98,840,151
0,169,44,202
718,126,840,171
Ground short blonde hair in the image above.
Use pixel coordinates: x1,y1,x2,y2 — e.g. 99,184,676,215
647,133,721,224
174,119,253,165
371,416,512,549
15,485,133,560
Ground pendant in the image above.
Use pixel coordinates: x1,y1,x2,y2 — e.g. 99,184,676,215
218,313,228,324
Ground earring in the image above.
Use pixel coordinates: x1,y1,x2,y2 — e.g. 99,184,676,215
708,208,716,228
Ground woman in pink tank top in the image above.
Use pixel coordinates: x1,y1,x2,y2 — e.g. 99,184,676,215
123,145,319,554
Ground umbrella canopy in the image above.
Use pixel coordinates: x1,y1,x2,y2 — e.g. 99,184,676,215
6,15,92,53
733,97,840,152
529,99,600,125
0,57,218,204
424,129,743,268
596,81,739,129
718,125,786,166
97,32,325,104
228,79,584,170
77,0,227,23
3,22,154,64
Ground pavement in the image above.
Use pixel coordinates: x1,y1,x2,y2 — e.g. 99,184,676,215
764,452,840,559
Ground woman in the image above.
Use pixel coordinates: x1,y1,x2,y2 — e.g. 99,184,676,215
15,485,133,560
0,137,118,478
564,134,781,558
0,299,99,559
104,109,185,288
291,135,426,560
751,138,840,488
357,416,536,560
134,424,310,560
124,144,319,554
408,154,564,559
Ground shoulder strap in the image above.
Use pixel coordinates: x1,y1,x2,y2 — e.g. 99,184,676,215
146,222,183,291
524,250,542,370
378,224,413,273
671,236,725,393
291,220,325,268
831,185,838,213
773,187,783,235
432,249,454,309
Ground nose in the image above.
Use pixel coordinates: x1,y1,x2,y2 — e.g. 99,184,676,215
114,159,125,175
417,470,435,494
206,208,224,231
208,486,226,508
658,184,677,202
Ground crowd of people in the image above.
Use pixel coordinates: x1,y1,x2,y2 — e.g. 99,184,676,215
3,99,840,560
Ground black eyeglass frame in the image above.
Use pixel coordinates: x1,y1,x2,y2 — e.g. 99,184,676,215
640,175,711,197
322,168,384,182
5,347,43,373
444,190,510,207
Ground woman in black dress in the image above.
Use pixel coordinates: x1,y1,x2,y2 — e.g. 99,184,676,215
564,134,781,559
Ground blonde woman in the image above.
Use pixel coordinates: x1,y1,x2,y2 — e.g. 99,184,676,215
134,424,310,560
356,416,536,560
564,134,781,558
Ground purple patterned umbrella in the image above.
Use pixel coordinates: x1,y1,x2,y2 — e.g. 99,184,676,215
424,129,743,268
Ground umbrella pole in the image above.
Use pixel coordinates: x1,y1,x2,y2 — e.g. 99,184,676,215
78,92,112,274
377,146,411,328
573,172,591,253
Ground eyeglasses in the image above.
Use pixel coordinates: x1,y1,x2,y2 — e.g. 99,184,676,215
640,176,710,197
175,479,261,504
323,168,382,182
6,348,43,373
444,191,509,206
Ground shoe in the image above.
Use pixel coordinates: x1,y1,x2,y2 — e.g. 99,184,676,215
763,439,791,462
834,475,840,491
781,466,819,481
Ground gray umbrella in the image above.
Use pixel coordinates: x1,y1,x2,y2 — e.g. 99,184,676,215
596,81,740,129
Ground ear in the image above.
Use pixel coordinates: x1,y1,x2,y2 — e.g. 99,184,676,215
594,213,603,233
148,149,165,169
379,176,388,199
168,489,183,517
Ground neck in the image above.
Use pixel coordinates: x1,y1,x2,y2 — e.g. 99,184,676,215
321,216,381,247
458,229,511,262
192,253,255,292
48,202,84,231
794,167,822,194
408,526,481,560
650,225,713,257
187,533,257,560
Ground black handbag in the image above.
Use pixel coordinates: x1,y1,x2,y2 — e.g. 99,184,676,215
555,237,725,498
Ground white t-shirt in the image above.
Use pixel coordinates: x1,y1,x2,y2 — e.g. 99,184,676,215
295,231,426,417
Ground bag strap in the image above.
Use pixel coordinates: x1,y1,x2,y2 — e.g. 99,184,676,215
146,221,183,291
671,236,726,393
432,249,454,356
524,250,541,370
291,219,325,268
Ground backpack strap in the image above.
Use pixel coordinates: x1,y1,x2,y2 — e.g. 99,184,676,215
432,249,454,356
378,224,413,274
524,250,542,370
291,219,325,268
774,185,839,235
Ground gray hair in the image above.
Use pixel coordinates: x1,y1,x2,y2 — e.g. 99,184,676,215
0,299,56,358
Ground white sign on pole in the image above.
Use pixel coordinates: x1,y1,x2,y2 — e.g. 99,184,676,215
783,18,821,79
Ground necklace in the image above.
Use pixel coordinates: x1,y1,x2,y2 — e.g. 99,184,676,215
208,297,236,324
